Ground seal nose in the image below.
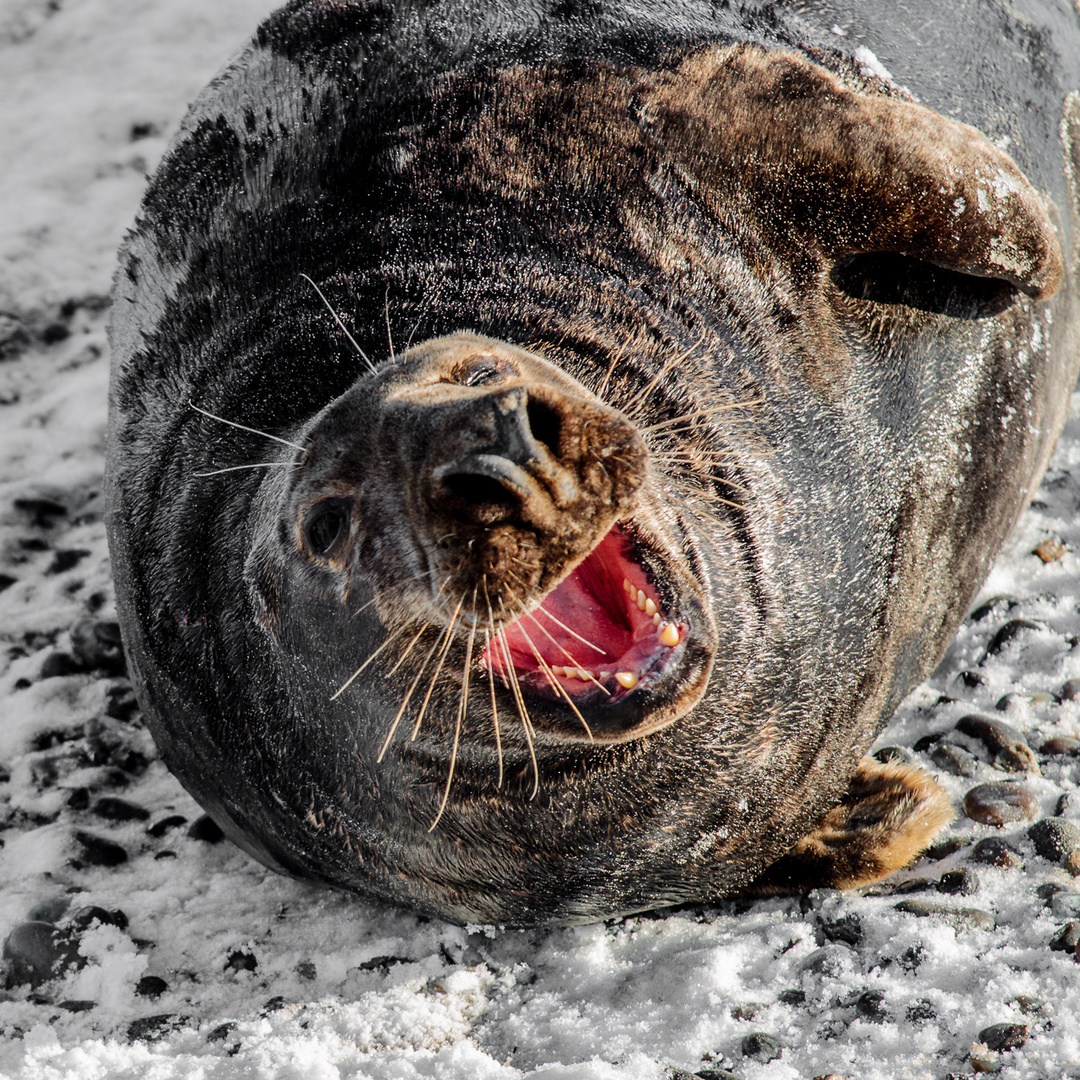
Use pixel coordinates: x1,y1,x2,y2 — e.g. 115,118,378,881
486,388,551,467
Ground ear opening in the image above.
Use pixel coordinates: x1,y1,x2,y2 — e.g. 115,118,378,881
831,252,1021,319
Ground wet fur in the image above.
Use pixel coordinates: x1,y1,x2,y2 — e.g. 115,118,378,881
107,0,1080,924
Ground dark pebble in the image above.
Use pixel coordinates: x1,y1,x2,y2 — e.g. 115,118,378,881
923,837,970,862
906,1000,936,1023
894,900,995,931
930,743,979,777
1050,892,1080,920
817,913,862,946
856,990,888,1022
913,732,945,753
295,959,317,981
68,906,129,931
958,669,986,689
1036,881,1070,903
1057,793,1080,820
147,815,188,838
1013,995,1046,1016
1028,819,1080,874
962,782,1038,826
46,550,90,576
970,595,1017,622
188,815,225,843
92,797,150,822
741,1033,784,1063
26,897,70,923
59,1000,96,1013
896,945,925,973
1042,736,1080,756
127,1014,181,1043
801,945,854,977
872,746,912,765
695,1070,745,1080
778,988,805,1006
956,715,1038,772
207,1022,238,1044
984,618,1042,656
225,950,257,973
667,1069,697,1080
978,1023,1029,1051
1049,922,1080,952
1062,680,1080,702
70,619,125,675
154,851,177,860
938,868,979,895
73,830,128,867
130,120,162,140
39,652,82,679
136,975,168,998
971,837,1023,869
66,787,91,810
2,922,83,988
13,496,67,527
104,684,139,722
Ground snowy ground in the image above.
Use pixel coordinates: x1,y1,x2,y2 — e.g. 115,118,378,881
2,2,1080,1078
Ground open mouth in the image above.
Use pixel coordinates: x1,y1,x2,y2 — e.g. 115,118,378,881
482,524,686,707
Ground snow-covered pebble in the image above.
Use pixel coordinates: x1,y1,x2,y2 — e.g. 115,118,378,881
962,781,1039,825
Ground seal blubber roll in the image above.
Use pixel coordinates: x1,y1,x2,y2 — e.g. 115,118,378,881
107,0,1080,925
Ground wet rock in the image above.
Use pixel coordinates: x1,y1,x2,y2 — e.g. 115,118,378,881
136,975,168,998
68,906,129,931
800,945,854,977
1036,882,1070,904
188,815,225,843
92,797,150,822
962,782,1038,826
817,913,862,946
1048,922,1080,952
855,989,888,1022
12,496,67,528
978,1023,1029,1051
741,1033,784,1063
872,746,912,765
26,897,70,923
913,731,945,753
971,837,1023,869
1062,680,1080,703
1028,819,1080,875
66,787,91,811
2,922,83,988
1042,736,1080,756
956,715,1038,773
984,618,1042,657
70,619,125,675
147,815,188,838
931,743,979,777
958,669,986,689
893,900,995,931
938,868,980,895
73,830,128,867
695,1070,745,1080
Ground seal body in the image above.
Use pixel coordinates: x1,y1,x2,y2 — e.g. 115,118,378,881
107,0,1080,924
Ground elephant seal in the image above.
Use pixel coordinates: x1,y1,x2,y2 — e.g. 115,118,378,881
106,0,1080,925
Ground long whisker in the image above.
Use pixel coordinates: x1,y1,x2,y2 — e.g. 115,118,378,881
410,596,464,740
193,462,300,477
620,332,705,418
483,627,504,788
330,627,407,700
351,569,440,620
428,613,477,831
638,400,763,435
384,285,395,363
387,621,431,677
530,604,607,655
188,402,306,452
513,618,594,741
299,273,379,376
495,624,540,799
377,624,446,762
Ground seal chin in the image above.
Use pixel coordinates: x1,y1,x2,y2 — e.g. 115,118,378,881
482,519,711,741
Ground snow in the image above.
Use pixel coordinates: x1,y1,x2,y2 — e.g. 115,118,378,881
1,2,1079,1078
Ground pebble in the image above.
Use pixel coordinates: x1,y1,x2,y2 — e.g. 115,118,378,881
978,1023,1029,1051
962,782,1038,826
206,1022,239,1044
894,900,995,931
73,830,128,867
147,815,188,838
799,888,842,914
955,715,1038,773
188,815,225,843
817,913,862,946
69,618,125,675
1032,537,1067,562
136,975,168,998
225,950,257,973
741,1033,784,1063
930,743,979,777
1062,680,1080,702
906,1000,936,1023
1057,793,1080,820
969,595,1017,622
984,618,1042,657
92,797,150,822
1028,819,1080,874
971,837,1023,869
872,746,913,765
1048,922,1080,952
855,990,888,1022
127,1014,182,1043
695,1070,745,1080
26,897,71,923
2,921,83,988
58,999,96,1013
1049,892,1080,920
938,868,980,896
777,989,806,1005
39,652,82,679
1042,736,1080,756
923,836,971,861
68,906,129,931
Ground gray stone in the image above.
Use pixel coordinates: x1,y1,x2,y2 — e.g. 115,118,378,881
962,782,1038,826
894,900,995,931
741,1033,784,1063
2,921,84,988
1028,819,1080,874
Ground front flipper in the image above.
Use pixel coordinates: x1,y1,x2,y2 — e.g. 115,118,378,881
745,758,955,895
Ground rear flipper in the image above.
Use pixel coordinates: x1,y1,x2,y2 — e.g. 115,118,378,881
745,758,955,895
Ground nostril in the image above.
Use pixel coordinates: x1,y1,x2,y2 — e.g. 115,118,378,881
526,396,562,457
441,471,519,519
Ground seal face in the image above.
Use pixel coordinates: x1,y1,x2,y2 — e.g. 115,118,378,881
107,0,1080,925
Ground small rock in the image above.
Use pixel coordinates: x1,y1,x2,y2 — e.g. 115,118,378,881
1057,793,1080,820
92,797,150,822
730,1003,764,1021
39,652,81,679
741,1033,784,1063
70,619,125,675
817,913,862,946
225,950,257,973
777,988,805,1005
923,836,971,861
931,743,979,777
906,1000,936,1023
1042,736,1080,757
971,837,1023,869
962,782,1038,826
956,715,1038,773
1032,537,1066,562
938,868,980,895
855,990,888,1022
295,959,317,980
104,684,139,722
73,831,128,867
695,1070,745,1080
26,897,71,923
1028,819,1080,875
2,922,83,988
206,1022,238,1044
58,999,96,1013
147,815,188,838
1036,882,1070,903
46,550,90,576
978,1023,1029,1051
1062,680,1080,702
1012,996,1046,1016
68,906,129,931
984,618,1042,657
800,945,854,977
958,669,986,689
136,975,168,998
66,788,91,811
872,746,912,765
188,815,225,843
970,595,1017,622
894,900,995,931
913,731,945,753
127,1014,181,1043
1049,892,1080,920
1048,922,1080,952
12,497,67,527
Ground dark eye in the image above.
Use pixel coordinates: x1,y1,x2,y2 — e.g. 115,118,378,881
456,354,513,386
302,499,350,558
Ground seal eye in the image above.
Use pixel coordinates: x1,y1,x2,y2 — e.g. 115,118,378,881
456,355,513,386
302,499,350,558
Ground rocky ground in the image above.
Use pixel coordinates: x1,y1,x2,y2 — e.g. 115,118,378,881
2,2,1080,1078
